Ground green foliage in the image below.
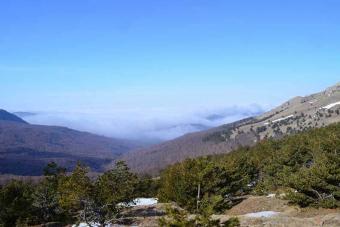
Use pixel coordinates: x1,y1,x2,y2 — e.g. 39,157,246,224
222,217,240,227
159,206,239,227
43,161,66,177
0,161,142,226
0,180,35,227
159,149,258,213
33,162,67,223
95,161,138,206
86,161,138,225
159,159,204,211
194,209,221,227
159,123,340,211
32,179,62,222
255,124,340,207
158,206,196,227
135,175,160,198
58,162,93,213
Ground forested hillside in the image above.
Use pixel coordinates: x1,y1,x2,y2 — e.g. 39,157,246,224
123,83,340,174
159,122,340,214
0,110,142,176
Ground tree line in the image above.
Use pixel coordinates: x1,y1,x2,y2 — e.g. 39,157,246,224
0,161,158,227
159,122,340,214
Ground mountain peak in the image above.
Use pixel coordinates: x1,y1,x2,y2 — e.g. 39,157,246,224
0,109,28,124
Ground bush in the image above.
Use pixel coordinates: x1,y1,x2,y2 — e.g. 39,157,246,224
222,217,240,227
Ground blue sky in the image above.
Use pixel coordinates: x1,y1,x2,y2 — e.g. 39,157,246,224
1,0,339,114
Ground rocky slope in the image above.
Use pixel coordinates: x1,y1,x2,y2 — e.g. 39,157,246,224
122,83,340,174
0,110,142,175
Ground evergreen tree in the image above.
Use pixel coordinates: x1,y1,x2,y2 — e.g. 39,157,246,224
78,161,138,226
58,162,93,223
32,162,67,223
0,180,35,227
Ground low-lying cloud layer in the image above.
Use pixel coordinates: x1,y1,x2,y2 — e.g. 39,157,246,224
17,105,264,142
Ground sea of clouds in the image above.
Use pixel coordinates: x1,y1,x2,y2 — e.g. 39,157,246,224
18,105,264,142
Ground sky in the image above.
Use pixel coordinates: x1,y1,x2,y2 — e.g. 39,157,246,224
1,0,340,140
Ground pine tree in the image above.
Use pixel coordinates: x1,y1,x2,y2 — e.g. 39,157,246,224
0,180,35,227
77,161,138,226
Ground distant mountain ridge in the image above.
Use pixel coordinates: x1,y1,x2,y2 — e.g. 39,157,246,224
122,83,340,174
0,110,142,176
13,111,37,118
0,109,28,124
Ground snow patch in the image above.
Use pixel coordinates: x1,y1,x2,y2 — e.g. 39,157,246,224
73,223,99,227
264,115,294,125
266,194,276,198
70,199,157,227
131,198,158,206
244,211,280,218
321,101,340,110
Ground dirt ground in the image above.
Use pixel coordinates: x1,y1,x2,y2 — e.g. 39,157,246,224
115,196,340,227
226,196,293,216
221,195,340,227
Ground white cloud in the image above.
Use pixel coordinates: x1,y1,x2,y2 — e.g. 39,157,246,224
19,105,264,142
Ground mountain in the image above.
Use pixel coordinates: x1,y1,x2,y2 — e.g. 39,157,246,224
122,83,340,174
0,110,142,176
0,109,28,124
13,111,37,118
